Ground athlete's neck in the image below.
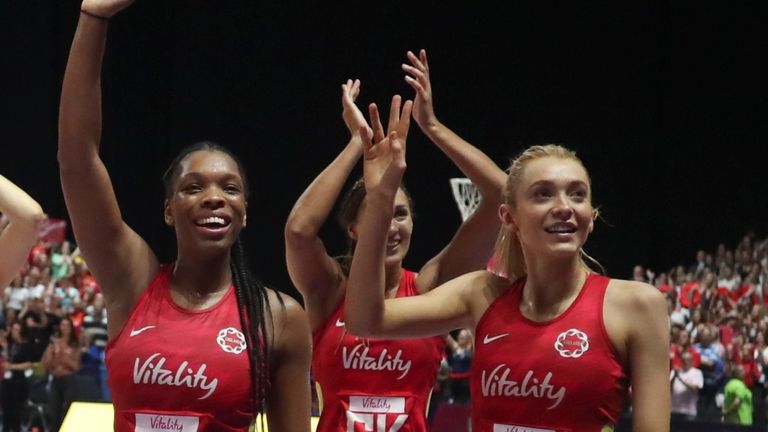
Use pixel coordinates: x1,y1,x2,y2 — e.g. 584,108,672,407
384,262,403,299
171,254,232,307
521,255,587,321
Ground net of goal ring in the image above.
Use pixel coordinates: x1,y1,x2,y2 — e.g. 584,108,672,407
449,178,482,222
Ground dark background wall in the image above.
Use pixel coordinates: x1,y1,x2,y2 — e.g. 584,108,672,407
2,1,767,301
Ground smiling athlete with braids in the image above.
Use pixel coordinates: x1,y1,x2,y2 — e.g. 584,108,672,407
58,1,311,430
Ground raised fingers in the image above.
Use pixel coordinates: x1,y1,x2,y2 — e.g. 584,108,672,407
387,95,402,135
397,100,413,141
350,79,361,101
369,103,385,144
359,125,373,158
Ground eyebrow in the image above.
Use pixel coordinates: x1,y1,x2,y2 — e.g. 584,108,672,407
178,172,243,183
527,179,589,190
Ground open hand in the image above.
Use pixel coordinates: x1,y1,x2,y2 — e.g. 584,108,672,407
359,96,413,195
341,79,372,141
402,49,436,129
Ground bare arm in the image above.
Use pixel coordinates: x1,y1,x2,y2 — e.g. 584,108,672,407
444,332,459,352
284,80,367,326
265,294,312,431
41,342,54,370
344,104,483,339
58,1,157,337
0,175,45,288
402,50,507,291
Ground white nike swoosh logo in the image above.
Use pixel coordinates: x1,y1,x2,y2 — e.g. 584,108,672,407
335,318,345,327
129,325,156,337
483,333,509,344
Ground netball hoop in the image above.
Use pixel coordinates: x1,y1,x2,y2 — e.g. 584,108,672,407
449,178,481,221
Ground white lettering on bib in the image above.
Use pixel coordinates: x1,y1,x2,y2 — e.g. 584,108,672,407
345,396,408,432
135,414,199,432
493,424,555,432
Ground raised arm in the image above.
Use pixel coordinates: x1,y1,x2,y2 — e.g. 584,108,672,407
284,80,368,326
402,49,507,291
345,103,480,339
0,175,45,288
58,0,157,336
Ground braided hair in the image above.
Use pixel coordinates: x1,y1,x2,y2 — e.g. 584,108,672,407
162,141,281,415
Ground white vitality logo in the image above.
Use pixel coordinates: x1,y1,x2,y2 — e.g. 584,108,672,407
346,396,408,432
342,344,412,380
133,353,218,400
481,364,566,409
135,413,200,432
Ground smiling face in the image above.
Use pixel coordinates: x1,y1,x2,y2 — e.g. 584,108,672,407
164,150,247,258
501,156,594,261
348,188,413,267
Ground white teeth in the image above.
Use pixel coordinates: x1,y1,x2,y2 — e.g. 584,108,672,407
546,225,576,233
197,216,226,226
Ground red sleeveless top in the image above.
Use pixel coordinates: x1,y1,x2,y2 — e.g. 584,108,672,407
471,273,629,432
106,265,254,432
312,269,444,432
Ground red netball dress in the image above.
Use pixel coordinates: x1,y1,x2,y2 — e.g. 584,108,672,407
471,273,629,432
312,269,444,432
106,265,254,432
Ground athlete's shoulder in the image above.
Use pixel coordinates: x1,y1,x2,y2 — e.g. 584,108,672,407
605,278,667,327
264,288,310,352
264,288,306,323
606,278,665,306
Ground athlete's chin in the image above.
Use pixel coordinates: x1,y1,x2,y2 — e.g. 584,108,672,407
384,252,407,268
542,242,584,258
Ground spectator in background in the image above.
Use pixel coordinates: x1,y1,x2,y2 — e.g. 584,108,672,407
2,307,19,333
722,365,753,425
445,329,474,405
719,265,740,295
671,329,701,370
56,275,81,315
668,295,688,328
695,326,725,420
689,249,708,274
670,351,703,422
654,272,672,294
686,307,705,342
42,317,82,430
632,264,650,283
737,343,763,423
427,357,453,424
82,293,108,350
50,240,74,283
720,312,740,350
1,320,35,432
21,295,53,360
4,274,29,313
80,292,108,400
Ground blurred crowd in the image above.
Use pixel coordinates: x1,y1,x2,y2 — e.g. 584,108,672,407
657,232,768,426
1,237,108,431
